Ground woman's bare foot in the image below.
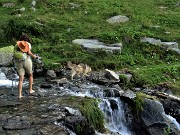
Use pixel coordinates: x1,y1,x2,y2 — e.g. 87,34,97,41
18,95,24,99
30,90,35,94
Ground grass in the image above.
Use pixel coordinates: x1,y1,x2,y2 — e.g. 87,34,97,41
58,96,105,132
0,0,180,93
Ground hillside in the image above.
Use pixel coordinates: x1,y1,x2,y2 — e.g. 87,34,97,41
0,0,180,95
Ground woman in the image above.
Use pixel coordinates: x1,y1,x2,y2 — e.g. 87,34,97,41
15,34,38,98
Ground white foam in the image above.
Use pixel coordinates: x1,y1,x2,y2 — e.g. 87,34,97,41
0,80,18,87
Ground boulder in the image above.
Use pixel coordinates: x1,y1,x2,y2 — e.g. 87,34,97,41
89,70,120,85
140,37,161,45
132,99,180,135
106,15,129,24
105,69,119,81
72,39,122,54
64,116,95,135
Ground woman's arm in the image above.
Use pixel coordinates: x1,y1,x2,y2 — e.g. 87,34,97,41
28,49,37,59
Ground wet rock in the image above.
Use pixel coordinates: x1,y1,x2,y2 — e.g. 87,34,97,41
64,116,95,135
3,116,31,130
121,90,136,99
39,124,69,135
0,114,12,131
103,88,121,97
65,107,82,116
0,99,22,107
109,99,118,110
160,99,180,123
132,99,180,135
40,83,53,89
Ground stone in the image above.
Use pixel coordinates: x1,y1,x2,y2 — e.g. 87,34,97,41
105,69,119,81
122,90,136,99
39,124,69,135
132,99,180,135
3,116,31,130
0,53,13,66
140,37,161,45
64,116,95,135
161,42,179,49
72,39,122,54
106,15,129,24
0,99,22,107
65,107,82,116
46,70,57,79
51,78,68,85
119,73,132,83
19,7,26,12
31,1,36,7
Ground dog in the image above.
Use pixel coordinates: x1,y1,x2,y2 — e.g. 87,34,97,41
67,61,91,80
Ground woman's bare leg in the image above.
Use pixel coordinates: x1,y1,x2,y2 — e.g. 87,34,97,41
18,75,24,98
29,73,35,93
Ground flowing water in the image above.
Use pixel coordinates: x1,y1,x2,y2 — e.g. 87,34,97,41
99,98,131,135
0,68,180,135
69,84,132,135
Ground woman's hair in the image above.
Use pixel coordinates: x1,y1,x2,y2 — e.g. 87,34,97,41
19,34,32,43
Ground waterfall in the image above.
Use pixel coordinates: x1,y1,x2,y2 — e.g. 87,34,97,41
0,68,16,87
163,113,180,130
99,98,131,135
0,68,19,88
70,83,132,135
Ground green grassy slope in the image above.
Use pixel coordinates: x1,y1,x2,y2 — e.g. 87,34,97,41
0,0,180,95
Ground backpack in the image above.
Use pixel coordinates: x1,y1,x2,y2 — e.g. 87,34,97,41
13,44,27,61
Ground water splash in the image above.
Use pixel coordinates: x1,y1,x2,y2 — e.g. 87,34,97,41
163,113,180,130
99,98,131,135
69,84,132,135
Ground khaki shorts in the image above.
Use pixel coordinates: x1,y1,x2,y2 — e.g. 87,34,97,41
15,58,33,76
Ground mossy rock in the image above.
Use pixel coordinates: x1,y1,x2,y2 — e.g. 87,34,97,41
0,45,14,53
0,46,14,66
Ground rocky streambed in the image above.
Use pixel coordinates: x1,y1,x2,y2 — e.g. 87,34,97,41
0,67,180,135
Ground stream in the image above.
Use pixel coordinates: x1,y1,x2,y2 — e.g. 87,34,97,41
0,67,179,135
0,67,134,135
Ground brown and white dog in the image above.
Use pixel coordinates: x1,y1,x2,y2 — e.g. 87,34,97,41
67,61,91,80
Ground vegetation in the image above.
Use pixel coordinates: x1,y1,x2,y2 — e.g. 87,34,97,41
0,0,180,93
79,98,105,132
163,127,171,135
132,92,156,115
130,64,180,85
62,96,105,132
132,92,145,115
